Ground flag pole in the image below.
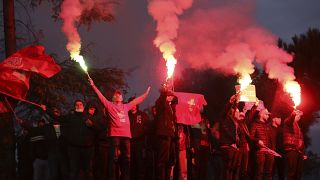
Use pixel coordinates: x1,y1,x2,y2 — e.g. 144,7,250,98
0,91,43,108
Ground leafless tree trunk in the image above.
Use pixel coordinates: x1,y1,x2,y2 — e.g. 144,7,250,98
3,0,17,57
1,1,16,180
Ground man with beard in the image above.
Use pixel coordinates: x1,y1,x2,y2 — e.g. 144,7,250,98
64,100,97,180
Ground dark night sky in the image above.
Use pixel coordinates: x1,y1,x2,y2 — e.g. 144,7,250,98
1,0,320,152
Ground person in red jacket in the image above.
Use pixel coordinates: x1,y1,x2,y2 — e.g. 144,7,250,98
250,108,274,180
283,110,306,180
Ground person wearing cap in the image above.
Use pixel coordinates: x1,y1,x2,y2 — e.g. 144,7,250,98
283,110,306,180
250,108,274,180
88,78,150,180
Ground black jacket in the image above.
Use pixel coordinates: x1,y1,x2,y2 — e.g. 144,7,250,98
129,110,149,139
219,115,239,146
154,92,178,137
63,112,96,147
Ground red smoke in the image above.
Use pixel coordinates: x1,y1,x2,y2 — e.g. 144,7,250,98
60,0,116,56
148,0,193,79
176,2,296,84
60,0,82,55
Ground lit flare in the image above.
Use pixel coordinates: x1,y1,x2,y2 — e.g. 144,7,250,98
238,73,252,91
284,80,301,108
237,73,252,102
164,54,177,80
71,53,88,72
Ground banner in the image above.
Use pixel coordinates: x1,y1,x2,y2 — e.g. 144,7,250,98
235,85,256,102
174,92,207,125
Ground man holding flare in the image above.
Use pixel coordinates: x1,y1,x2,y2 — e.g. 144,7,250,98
88,77,150,180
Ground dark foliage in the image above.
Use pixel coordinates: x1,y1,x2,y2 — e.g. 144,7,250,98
14,59,127,124
279,28,320,147
27,0,118,29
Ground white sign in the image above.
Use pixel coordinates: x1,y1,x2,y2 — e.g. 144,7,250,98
235,85,257,102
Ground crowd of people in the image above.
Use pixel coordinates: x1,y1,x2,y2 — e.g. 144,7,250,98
12,79,306,180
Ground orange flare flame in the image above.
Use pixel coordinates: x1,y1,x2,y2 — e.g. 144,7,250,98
238,73,252,91
164,54,177,80
237,74,252,102
284,80,301,108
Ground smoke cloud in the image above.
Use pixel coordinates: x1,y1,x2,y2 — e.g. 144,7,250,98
60,0,82,56
148,0,193,79
60,0,116,56
176,1,296,84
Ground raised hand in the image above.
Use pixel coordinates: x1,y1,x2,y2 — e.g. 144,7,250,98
88,77,94,86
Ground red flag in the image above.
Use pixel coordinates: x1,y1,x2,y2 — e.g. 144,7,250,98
174,92,207,125
0,45,61,78
0,45,61,100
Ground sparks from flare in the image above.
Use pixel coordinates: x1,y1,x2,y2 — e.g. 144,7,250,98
71,52,88,72
284,80,301,109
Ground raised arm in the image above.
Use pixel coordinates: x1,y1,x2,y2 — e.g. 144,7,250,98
245,99,259,125
128,86,151,107
88,78,111,108
284,109,302,125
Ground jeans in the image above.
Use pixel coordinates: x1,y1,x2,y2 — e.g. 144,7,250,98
220,146,240,180
238,147,249,180
155,135,175,180
94,141,110,180
33,158,49,180
68,146,94,180
255,151,274,180
274,156,285,180
131,138,146,180
109,137,131,180
285,150,303,180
